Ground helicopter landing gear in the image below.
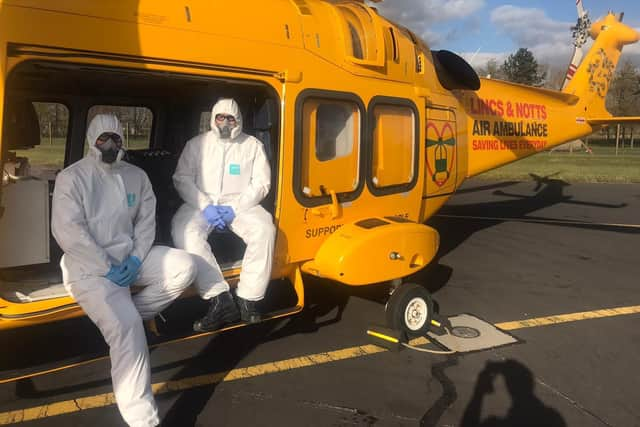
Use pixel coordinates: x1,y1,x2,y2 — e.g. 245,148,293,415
385,282,434,337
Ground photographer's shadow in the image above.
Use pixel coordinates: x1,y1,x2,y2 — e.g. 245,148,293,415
461,359,566,427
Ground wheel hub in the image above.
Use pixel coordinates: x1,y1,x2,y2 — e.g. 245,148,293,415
404,297,428,331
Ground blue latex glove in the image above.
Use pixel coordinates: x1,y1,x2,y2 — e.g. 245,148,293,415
105,264,130,287
216,205,235,225
120,255,142,287
203,204,225,230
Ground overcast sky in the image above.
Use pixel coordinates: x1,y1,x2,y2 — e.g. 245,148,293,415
368,0,640,69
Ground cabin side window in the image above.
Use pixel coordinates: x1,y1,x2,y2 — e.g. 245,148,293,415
199,111,212,133
315,103,355,161
371,104,415,188
86,105,153,150
300,98,361,198
4,102,69,182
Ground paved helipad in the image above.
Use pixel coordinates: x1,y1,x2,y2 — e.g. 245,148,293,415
1,178,639,427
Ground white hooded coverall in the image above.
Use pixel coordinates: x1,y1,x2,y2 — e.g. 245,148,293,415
172,98,275,301
52,114,196,427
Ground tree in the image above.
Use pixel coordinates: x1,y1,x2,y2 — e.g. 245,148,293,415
606,60,640,148
33,102,69,138
606,60,640,116
539,64,566,90
133,107,152,137
499,48,545,86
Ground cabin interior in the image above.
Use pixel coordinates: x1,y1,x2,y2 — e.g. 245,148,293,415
0,60,281,304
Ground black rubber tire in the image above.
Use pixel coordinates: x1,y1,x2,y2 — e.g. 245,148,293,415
385,283,434,337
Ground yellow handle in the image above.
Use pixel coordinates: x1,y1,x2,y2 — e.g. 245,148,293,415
310,189,341,219
328,189,339,219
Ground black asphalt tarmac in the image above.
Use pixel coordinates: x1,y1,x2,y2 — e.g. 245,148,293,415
1,178,639,427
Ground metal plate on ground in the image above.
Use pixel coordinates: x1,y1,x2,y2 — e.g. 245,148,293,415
427,314,521,353
450,326,480,338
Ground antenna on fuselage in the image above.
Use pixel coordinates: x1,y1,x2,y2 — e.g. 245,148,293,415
468,45,483,64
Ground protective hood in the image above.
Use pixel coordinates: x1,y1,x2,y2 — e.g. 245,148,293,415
210,98,243,140
86,114,126,164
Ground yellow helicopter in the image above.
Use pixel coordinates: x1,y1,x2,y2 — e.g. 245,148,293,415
0,0,638,382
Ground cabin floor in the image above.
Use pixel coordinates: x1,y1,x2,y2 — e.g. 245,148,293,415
0,179,639,426
0,264,66,303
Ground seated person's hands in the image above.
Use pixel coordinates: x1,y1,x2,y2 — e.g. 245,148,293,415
203,204,226,230
105,264,128,287
121,255,142,286
105,256,142,287
216,205,235,226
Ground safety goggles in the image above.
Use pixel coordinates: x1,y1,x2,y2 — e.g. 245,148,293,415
215,114,237,123
96,132,123,145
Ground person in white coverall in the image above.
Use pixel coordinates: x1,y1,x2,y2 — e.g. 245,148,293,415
172,98,275,332
51,114,197,427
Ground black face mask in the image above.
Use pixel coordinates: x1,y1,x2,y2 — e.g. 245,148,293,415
96,138,121,164
100,147,119,164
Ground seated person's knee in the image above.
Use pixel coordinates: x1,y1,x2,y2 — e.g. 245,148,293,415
172,250,198,289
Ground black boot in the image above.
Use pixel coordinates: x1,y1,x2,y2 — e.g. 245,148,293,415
236,297,262,323
193,291,240,332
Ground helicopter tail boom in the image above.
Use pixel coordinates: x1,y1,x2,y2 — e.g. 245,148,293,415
460,11,639,179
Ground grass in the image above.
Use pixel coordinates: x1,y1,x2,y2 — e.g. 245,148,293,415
10,137,150,180
476,145,640,183
12,137,150,168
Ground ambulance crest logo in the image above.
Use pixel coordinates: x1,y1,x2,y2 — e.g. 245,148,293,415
426,122,456,187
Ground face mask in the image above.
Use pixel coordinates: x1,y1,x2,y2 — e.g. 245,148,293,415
217,123,232,139
214,114,237,139
96,138,121,164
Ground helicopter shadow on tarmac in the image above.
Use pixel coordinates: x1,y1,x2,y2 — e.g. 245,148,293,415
422,173,632,291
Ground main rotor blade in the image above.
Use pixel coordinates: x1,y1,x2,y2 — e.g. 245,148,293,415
576,0,586,18
562,46,583,89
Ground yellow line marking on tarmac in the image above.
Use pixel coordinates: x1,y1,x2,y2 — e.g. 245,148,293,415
496,305,640,331
435,214,640,229
2,304,640,425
